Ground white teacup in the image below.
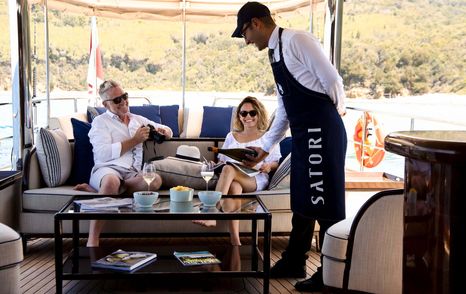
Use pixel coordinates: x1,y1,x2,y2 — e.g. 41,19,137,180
133,191,159,207
198,191,222,207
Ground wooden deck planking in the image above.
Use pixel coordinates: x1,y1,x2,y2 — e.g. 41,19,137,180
20,236,322,294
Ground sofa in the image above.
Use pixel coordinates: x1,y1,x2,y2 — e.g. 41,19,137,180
19,105,293,242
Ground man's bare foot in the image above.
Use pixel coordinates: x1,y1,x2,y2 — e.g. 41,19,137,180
74,183,97,192
192,220,217,227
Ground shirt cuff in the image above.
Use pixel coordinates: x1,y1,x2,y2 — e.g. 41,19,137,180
111,142,122,159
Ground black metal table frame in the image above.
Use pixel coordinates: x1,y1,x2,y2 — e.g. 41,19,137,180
54,195,271,294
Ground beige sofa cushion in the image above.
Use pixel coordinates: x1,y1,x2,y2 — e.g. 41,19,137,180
180,107,204,138
153,156,217,190
49,112,88,139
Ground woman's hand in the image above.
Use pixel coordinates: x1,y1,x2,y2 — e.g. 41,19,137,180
259,163,272,174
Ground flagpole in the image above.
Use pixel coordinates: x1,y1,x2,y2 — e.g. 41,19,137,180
93,16,97,105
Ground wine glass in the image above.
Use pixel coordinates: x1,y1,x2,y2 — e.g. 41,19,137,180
200,162,214,191
142,162,156,191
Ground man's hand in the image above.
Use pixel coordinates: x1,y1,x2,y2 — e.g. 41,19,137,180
156,127,172,140
134,126,150,143
242,146,268,167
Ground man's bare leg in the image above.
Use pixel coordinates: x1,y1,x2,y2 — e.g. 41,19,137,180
87,175,120,247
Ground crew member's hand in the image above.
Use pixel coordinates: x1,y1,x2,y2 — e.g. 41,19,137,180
134,126,150,143
243,146,268,167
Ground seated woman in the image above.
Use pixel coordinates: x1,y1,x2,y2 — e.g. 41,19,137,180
194,96,281,246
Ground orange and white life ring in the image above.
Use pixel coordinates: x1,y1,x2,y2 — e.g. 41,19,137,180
353,112,385,168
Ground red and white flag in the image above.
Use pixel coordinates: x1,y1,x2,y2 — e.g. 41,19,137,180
87,16,104,97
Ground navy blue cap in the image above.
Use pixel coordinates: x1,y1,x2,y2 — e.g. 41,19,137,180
232,2,271,38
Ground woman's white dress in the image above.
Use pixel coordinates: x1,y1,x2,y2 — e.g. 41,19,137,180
218,132,282,191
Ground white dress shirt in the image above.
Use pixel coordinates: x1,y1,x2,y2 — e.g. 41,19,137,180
263,26,346,152
89,110,172,172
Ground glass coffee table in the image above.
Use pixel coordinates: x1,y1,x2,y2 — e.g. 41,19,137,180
54,194,271,294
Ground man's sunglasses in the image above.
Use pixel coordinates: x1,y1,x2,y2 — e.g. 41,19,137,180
239,110,258,117
241,23,251,38
107,92,128,104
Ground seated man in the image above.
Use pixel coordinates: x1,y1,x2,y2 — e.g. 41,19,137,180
84,80,172,247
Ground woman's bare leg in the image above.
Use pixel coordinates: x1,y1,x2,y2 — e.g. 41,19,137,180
224,182,243,245
193,165,257,245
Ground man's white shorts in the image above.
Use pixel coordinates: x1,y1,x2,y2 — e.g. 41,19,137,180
89,165,140,192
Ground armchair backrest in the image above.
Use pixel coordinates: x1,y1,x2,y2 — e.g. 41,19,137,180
345,189,404,293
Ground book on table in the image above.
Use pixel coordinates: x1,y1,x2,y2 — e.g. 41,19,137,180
91,249,157,272
212,161,259,177
174,251,221,266
74,197,133,211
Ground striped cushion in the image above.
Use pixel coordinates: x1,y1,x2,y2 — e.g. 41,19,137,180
36,128,72,187
268,153,291,190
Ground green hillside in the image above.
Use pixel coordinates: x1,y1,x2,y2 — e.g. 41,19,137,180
0,0,465,97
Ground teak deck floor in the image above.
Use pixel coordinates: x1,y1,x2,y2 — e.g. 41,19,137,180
20,236,321,294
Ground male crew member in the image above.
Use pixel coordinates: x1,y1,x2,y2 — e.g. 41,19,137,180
232,2,347,292
85,80,172,247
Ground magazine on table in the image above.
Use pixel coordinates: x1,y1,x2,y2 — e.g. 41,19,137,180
91,249,157,272
74,197,133,211
212,161,259,177
174,251,221,266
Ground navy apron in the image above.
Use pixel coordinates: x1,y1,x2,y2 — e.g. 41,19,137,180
270,28,346,221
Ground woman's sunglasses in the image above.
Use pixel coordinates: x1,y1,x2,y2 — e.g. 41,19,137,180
239,110,258,118
108,92,128,104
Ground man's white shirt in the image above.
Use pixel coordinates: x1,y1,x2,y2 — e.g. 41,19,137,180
89,110,172,172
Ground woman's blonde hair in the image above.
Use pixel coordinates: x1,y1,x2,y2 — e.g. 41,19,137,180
233,96,269,132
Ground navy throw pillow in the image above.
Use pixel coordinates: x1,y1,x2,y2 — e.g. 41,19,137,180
199,106,233,138
160,105,179,137
130,105,161,124
279,136,292,164
87,106,106,123
69,118,94,185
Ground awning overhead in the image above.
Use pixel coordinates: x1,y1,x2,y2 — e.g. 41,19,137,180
35,0,321,22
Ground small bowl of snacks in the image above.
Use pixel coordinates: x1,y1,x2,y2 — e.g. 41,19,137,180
170,186,194,202
133,191,159,207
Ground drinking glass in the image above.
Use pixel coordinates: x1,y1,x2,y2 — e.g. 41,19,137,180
142,162,156,191
200,162,214,191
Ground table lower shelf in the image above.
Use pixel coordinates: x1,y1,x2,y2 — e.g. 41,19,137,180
62,244,264,279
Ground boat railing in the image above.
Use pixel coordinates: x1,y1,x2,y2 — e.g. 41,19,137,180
1,96,466,173
345,105,466,174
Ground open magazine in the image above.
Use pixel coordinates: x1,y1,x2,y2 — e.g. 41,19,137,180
212,161,259,177
92,249,157,272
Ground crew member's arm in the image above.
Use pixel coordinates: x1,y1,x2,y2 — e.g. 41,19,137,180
246,97,289,164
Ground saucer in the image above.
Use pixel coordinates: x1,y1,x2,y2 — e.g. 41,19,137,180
133,198,159,208
201,206,219,213
134,206,154,212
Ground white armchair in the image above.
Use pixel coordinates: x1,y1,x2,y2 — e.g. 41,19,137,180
322,189,404,294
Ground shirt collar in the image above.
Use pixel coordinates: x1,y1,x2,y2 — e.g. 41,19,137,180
105,109,131,122
268,26,280,50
